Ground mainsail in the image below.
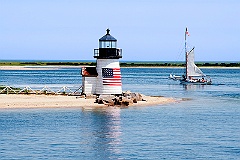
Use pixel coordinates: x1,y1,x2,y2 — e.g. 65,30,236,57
186,48,205,77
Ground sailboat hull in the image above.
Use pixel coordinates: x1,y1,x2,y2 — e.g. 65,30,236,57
180,79,212,85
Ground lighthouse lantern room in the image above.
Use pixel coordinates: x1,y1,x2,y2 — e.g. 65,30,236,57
81,29,123,95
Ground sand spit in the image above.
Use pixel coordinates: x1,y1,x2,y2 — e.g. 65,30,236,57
0,94,176,109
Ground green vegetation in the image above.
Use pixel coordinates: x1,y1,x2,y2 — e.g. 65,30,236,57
0,61,96,66
0,86,21,90
0,61,239,67
0,86,5,90
0,86,21,94
120,62,240,67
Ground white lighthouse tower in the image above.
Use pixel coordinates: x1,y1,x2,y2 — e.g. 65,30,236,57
81,29,122,95
94,28,122,95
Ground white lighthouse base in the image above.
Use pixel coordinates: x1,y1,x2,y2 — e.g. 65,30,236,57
82,77,97,95
95,59,122,95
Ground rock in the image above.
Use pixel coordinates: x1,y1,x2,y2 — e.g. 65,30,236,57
135,93,143,101
99,95,115,102
122,91,143,101
96,98,104,104
95,92,144,107
132,98,137,103
85,94,97,99
121,97,133,106
96,95,115,105
122,90,131,97
107,100,115,106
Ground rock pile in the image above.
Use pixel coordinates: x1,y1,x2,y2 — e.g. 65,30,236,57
95,91,145,107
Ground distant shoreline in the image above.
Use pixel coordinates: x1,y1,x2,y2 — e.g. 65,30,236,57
0,65,239,70
0,61,240,68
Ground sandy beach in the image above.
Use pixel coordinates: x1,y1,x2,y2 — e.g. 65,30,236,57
0,94,176,109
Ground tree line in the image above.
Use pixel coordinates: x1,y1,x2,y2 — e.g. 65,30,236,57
0,61,239,67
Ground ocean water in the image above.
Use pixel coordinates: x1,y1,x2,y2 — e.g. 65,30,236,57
0,67,240,159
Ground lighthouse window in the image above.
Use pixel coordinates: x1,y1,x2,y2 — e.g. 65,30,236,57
112,41,116,48
105,41,111,48
99,41,117,48
99,41,104,48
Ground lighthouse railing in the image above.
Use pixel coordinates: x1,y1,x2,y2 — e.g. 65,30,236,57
117,48,122,57
94,49,99,57
93,49,122,58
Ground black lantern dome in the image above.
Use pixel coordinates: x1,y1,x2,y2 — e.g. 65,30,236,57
94,29,122,59
99,28,117,41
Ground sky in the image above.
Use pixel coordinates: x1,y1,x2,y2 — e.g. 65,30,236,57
0,0,239,61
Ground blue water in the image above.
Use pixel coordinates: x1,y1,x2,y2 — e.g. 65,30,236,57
0,67,240,159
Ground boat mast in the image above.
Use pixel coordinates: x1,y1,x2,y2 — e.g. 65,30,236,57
185,27,188,78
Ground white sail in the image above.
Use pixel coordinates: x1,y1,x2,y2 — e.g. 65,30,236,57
186,48,205,77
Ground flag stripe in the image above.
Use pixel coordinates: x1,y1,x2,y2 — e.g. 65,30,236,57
102,68,122,86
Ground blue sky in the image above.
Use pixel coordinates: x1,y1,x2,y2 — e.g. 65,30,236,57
0,0,239,61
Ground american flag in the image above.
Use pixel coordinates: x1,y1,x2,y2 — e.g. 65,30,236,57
102,68,122,86
186,27,190,36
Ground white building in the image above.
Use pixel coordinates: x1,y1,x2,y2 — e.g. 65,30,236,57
82,29,123,95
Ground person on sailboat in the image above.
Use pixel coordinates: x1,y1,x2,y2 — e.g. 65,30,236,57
182,75,186,81
201,77,206,83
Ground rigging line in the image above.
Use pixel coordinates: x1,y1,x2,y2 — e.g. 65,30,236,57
186,42,193,51
176,47,184,62
170,40,185,75
175,39,185,62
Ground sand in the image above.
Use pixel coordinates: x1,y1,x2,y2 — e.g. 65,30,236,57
0,94,176,109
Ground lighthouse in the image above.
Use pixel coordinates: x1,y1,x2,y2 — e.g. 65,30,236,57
95,28,122,95
81,29,122,95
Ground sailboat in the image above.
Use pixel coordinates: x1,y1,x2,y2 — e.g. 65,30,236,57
169,27,212,85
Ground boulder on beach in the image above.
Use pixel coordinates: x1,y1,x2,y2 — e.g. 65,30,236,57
95,91,145,107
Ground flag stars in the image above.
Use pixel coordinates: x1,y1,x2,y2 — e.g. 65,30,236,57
102,68,113,78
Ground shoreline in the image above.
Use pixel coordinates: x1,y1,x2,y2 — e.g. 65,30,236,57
0,94,176,110
0,65,239,70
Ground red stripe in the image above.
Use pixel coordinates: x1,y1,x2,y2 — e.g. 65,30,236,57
102,68,122,86
103,78,121,80
103,83,122,86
